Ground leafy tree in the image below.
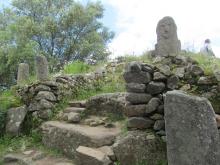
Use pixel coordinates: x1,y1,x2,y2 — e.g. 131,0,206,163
12,0,114,64
0,0,114,85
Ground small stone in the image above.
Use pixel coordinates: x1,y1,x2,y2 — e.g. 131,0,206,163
146,134,156,140
153,72,167,81
104,123,115,128
150,114,163,120
146,98,161,114
197,76,215,85
157,65,171,76
126,93,152,104
167,75,179,89
23,150,34,155
84,119,95,125
153,120,165,131
141,64,154,73
175,67,185,78
127,117,154,129
125,61,142,73
147,82,166,95
189,65,204,76
34,85,51,93
156,130,166,136
67,113,81,123
123,71,152,84
124,104,146,117
35,91,57,102
126,83,146,93
39,99,54,109
180,84,191,91
98,146,116,161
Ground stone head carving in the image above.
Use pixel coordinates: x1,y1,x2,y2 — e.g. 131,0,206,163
156,16,177,40
155,16,181,57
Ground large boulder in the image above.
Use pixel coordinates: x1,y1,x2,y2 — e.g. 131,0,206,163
86,93,126,117
113,131,167,165
6,106,27,136
164,90,220,165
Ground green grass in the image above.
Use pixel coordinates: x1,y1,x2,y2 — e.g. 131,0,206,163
63,60,90,74
74,73,126,101
183,52,220,75
0,89,22,112
0,131,62,162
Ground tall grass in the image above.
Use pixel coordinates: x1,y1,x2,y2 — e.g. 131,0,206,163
183,52,220,75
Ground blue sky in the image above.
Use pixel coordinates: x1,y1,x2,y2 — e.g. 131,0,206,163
1,0,220,57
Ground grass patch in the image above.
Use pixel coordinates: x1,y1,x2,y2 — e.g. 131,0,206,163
63,61,90,74
183,52,220,75
74,73,126,101
0,131,62,161
0,89,22,112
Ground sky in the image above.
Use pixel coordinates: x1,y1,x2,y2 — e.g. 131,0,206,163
1,0,220,57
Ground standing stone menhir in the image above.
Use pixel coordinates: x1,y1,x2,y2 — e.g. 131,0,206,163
17,63,29,85
36,55,49,81
164,90,220,165
155,16,181,57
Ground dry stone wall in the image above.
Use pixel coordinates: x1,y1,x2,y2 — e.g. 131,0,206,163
17,73,103,120
123,55,220,136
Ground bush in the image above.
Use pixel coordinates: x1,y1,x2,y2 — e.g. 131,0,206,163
63,61,90,74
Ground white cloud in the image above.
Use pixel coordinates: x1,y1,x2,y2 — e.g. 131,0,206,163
103,0,220,57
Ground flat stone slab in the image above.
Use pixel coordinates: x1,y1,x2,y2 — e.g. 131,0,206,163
41,121,121,158
164,90,220,165
68,100,86,108
75,146,111,165
64,107,85,113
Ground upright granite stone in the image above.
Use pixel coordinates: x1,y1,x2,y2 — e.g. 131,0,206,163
17,63,29,85
164,90,220,165
155,16,181,57
36,55,49,81
6,106,27,136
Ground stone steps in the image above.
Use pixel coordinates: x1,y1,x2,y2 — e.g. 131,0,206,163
41,121,121,159
64,107,85,113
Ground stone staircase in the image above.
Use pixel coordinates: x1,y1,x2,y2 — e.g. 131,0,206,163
41,100,122,165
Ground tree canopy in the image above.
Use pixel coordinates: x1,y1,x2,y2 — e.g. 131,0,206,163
0,0,114,86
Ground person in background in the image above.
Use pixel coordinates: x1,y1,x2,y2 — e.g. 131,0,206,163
200,39,215,56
